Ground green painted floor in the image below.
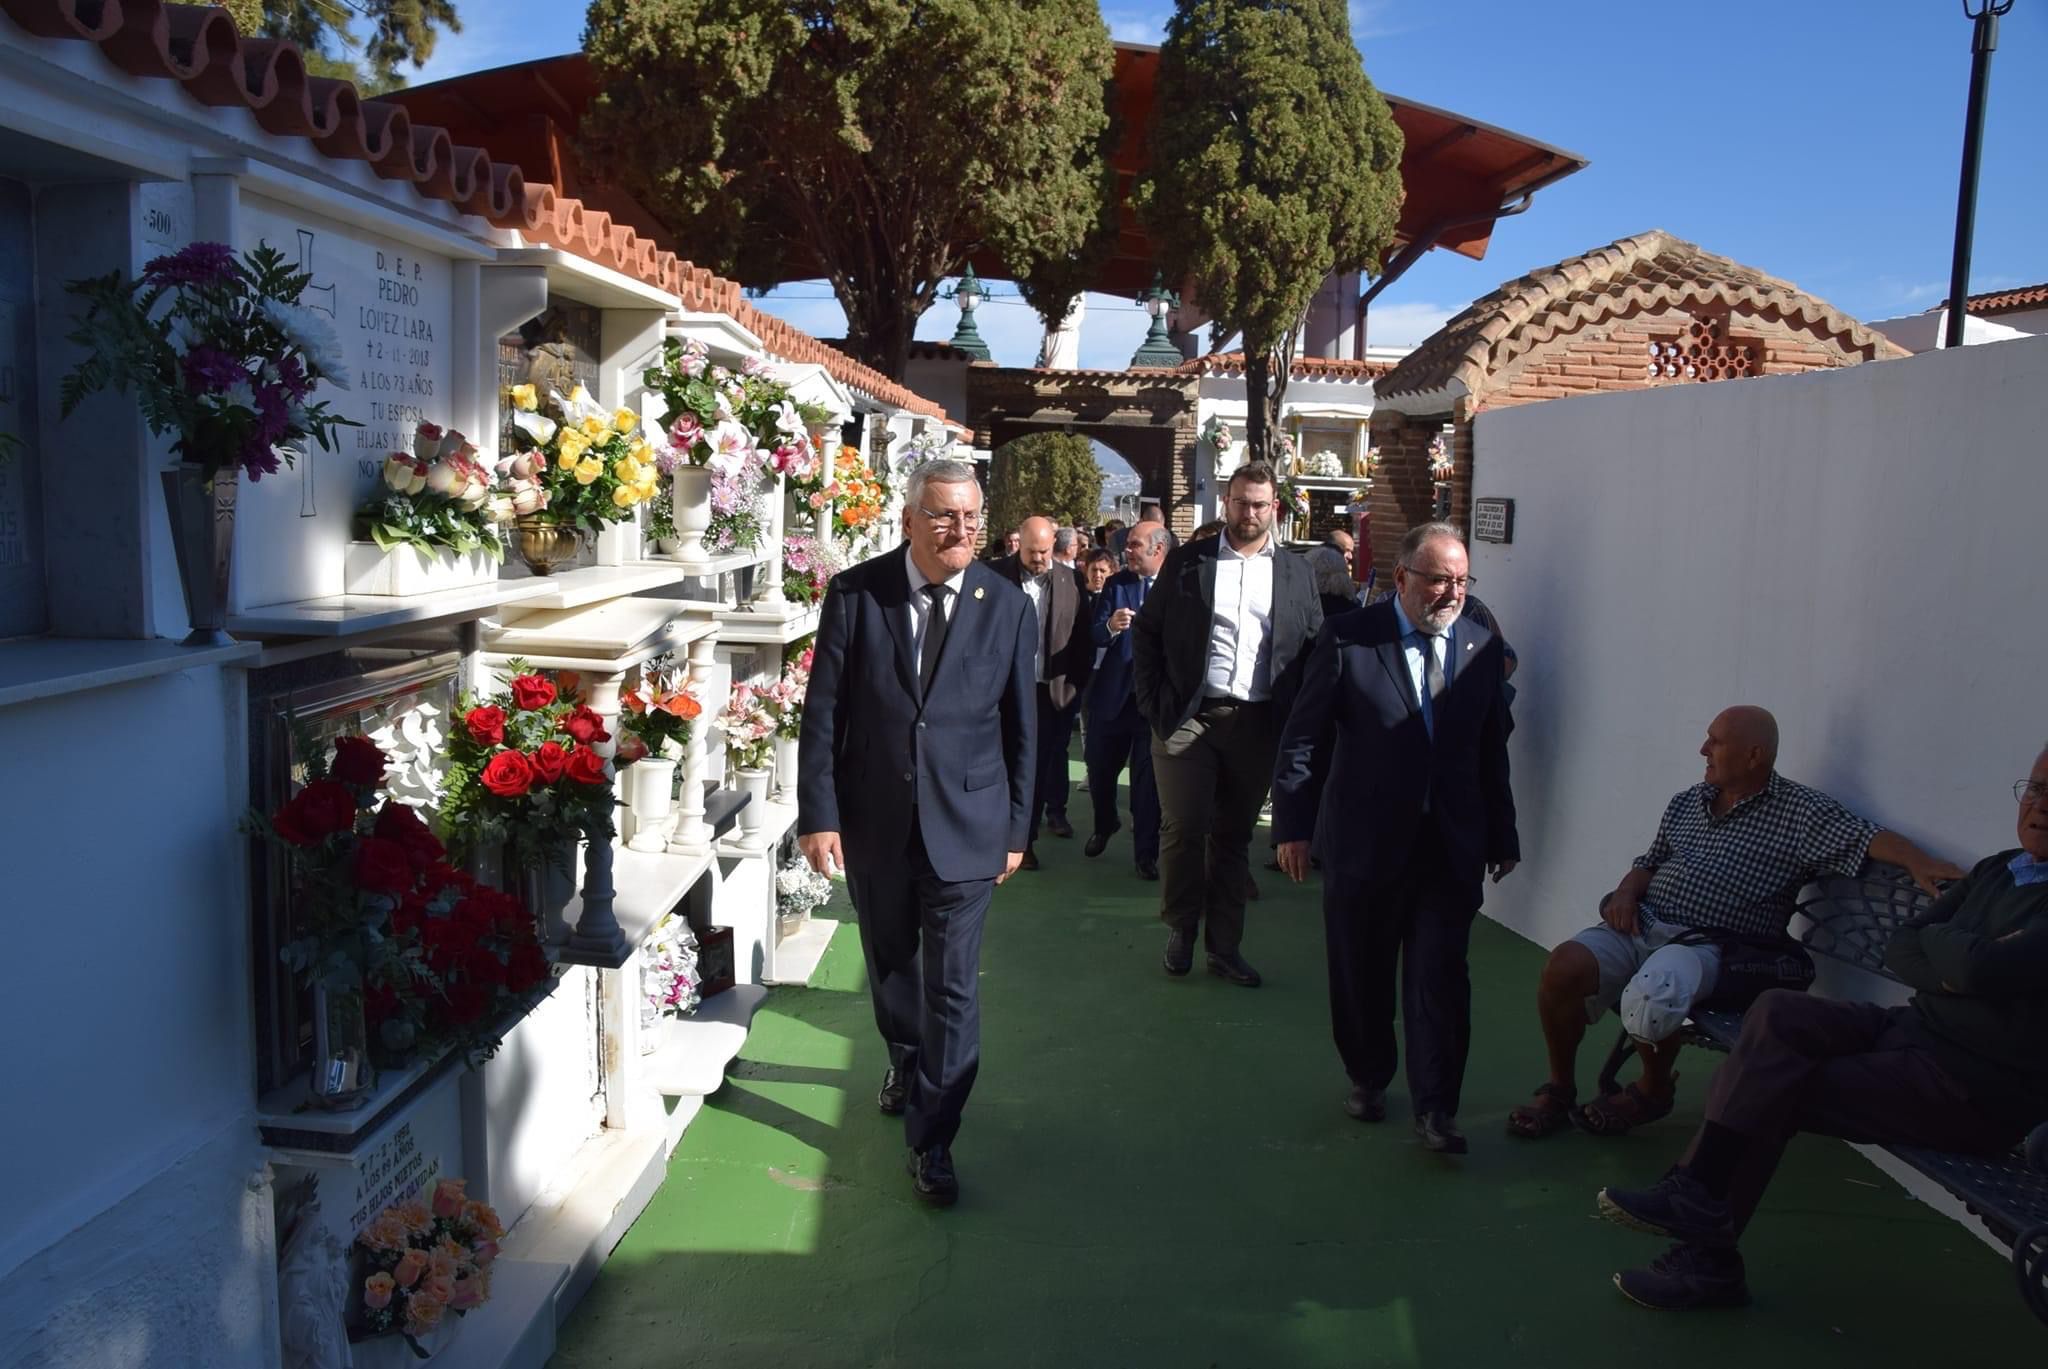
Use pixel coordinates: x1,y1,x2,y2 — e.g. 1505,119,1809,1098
555,795,2038,1367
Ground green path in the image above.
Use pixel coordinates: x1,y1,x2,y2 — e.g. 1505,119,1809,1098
556,810,2036,1367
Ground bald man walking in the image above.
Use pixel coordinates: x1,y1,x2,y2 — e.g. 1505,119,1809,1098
996,516,1093,868
1508,706,1965,1141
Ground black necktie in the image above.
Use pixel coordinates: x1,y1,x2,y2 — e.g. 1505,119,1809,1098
919,583,952,697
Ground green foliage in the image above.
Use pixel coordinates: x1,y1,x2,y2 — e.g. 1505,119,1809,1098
987,433,1104,537
1134,0,1404,458
580,0,1115,379
252,0,461,94
358,493,504,562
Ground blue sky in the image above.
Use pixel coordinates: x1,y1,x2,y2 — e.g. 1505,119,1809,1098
411,1,2047,370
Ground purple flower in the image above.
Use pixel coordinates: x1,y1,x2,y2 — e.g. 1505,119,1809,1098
274,354,311,402
180,344,248,396
142,242,238,289
239,436,282,482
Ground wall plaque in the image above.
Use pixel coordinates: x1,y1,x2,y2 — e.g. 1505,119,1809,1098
1473,496,1515,544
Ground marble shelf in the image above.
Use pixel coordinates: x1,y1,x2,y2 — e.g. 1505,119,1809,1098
505,561,720,612
0,637,260,709
426,1257,568,1369
765,917,839,988
226,579,554,638
554,846,715,968
713,603,822,644
643,984,768,1097
717,797,799,858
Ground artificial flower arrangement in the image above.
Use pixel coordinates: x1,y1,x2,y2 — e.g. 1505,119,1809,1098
823,447,888,542
1199,414,1234,454
775,855,834,926
616,668,701,764
642,914,701,1025
1426,432,1455,479
356,422,503,560
718,680,780,775
642,340,816,471
1275,477,1312,526
60,240,356,481
503,383,661,534
780,533,841,608
646,452,679,547
1302,450,1346,479
707,448,772,554
250,734,552,1071
354,1177,502,1351
1272,429,1300,471
440,665,616,866
760,645,811,742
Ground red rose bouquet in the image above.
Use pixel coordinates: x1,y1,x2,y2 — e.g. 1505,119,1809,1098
354,1177,502,1352
440,662,616,866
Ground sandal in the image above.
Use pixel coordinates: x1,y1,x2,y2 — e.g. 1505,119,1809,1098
1577,1079,1678,1136
1507,1081,1577,1139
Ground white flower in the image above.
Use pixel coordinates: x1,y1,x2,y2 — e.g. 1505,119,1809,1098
708,419,754,476
773,399,805,438
557,385,606,425
512,409,559,446
262,299,349,390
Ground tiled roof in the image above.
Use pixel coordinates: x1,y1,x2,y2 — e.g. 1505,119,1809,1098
0,0,945,419
1181,354,1394,381
1958,283,2048,317
1374,229,1907,406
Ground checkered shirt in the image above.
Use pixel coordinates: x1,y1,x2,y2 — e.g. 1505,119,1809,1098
1632,772,1878,939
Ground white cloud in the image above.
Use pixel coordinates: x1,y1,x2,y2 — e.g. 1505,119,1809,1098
1101,7,1168,43
1366,300,1454,348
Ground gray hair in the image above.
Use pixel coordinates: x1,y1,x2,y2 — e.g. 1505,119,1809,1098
1053,527,1078,555
1397,520,1463,567
903,458,979,510
1307,544,1355,600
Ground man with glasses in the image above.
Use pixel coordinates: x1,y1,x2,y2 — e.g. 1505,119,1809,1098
1133,464,1322,986
797,459,1036,1207
1506,706,1963,1145
1594,744,2048,1310
1273,521,1518,1154
1086,521,1169,880
995,516,1093,864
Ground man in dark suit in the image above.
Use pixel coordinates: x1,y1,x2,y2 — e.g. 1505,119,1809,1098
798,459,1035,1206
1084,521,1169,879
995,516,1092,864
1133,463,1323,986
1273,521,1519,1156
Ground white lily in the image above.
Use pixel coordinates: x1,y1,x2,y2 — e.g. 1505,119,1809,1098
511,409,559,446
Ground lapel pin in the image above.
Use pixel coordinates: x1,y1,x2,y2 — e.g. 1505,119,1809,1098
973,586,984,600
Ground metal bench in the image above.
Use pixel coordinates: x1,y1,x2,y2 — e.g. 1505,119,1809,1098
1595,866,2048,1325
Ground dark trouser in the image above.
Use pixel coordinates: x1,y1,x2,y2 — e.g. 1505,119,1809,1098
1688,990,2017,1234
1028,684,1080,843
1324,825,1481,1117
846,820,994,1153
1083,695,1159,864
1151,698,1277,955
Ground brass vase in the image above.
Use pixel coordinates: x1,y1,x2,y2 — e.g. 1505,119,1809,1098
514,516,583,575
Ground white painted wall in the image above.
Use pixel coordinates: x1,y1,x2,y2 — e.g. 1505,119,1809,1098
1468,336,2048,953
0,666,277,1368
1867,308,2031,354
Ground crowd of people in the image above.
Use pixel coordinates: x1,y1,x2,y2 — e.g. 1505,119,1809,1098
797,456,2048,1314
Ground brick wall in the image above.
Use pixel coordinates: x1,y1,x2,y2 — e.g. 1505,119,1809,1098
1366,410,1455,584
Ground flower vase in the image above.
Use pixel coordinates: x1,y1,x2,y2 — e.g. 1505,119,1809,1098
513,517,583,575
515,839,580,944
161,465,238,646
735,766,772,849
773,735,800,801
625,758,677,853
309,982,375,1112
655,535,681,556
672,464,712,565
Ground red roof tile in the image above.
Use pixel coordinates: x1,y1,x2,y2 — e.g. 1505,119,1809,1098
1958,283,2048,317
1181,354,1394,380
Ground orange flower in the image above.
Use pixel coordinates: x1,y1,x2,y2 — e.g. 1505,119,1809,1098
393,1249,428,1288
658,691,702,720
620,688,647,715
363,1272,395,1310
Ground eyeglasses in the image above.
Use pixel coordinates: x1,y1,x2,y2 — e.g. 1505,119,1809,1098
918,506,981,531
1399,568,1476,593
2015,780,2048,804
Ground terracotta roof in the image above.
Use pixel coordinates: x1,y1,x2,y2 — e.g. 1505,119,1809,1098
0,0,944,419
1955,283,2048,317
1374,229,1908,407
1181,354,1394,381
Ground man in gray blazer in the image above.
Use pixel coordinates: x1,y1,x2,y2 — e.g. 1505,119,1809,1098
1132,462,1323,986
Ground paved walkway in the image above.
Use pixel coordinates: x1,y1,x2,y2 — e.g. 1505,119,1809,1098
556,798,2037,1366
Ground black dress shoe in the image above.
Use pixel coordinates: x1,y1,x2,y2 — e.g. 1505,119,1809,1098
1162,926,1194,976
1047,813,1074,838
1135,858,1159,881
1084,826,1118,858
907,1146,959,1207
1344,1085,1387,1122
877,1067,909,1116
1018,848,1040,871
1206,951,1262,987
1243,873,1261,901
1415,1111,1469,1155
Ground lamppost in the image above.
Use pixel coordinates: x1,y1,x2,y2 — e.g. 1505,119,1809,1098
1942,0,2015,350
1130,270,1185,368
943,264,991,361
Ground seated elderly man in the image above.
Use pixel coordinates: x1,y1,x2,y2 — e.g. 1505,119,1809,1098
1595,741,2048,1309
1509,706,1962,1139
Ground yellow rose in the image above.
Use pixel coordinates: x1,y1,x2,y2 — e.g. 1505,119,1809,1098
613,408,639,435
568,384,592,406
629,440,653,465
612,457,641,484
612,485,638,508
557,448,579,472
508,383,538,412
580,416,608,439
635,482,659,505
557,428,587,456
575,457,603,485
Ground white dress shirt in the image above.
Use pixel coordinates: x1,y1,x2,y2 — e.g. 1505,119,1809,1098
1203,537,1276,701
905,553,968,663
1020,571,1049,682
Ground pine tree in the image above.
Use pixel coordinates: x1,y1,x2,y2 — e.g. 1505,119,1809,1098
1134,0,1403,461
580,0,1116,381
229,1,461,94
987,433,1105,537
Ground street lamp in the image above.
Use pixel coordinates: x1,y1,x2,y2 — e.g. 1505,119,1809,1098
942,264,991,361
1130,270,1185,368
1942,0,2015,350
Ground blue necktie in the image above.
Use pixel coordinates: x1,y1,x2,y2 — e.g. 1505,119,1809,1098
1413,631,1444,737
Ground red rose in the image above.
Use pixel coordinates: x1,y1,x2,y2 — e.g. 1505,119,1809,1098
529,741,567,784
614,732,649,764
464,706,506,747
479,751,535,799
354,837,414,895
507,943,550,992
444,980,488,1025
271,781,358,847
464,945,511,987
330,735,388,786
508,674,557,712
391,891,428,938
559,706,610,745
564,747,609,786
372,802,445,868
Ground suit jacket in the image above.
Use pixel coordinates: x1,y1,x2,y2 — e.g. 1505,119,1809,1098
1271,600,1518,890
797,545,1037,882
993,554,1092,711
1086,568,1149,721
1130,535,1323,739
